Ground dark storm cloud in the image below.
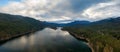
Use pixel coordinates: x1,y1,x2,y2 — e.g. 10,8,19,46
69,0,111,13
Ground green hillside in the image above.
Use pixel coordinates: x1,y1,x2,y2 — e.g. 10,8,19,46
0,13,44,41
63,17,120,52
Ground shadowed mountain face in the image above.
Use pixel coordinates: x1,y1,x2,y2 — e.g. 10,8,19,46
0,13,46,41
91,17,120,25
89,17,120,32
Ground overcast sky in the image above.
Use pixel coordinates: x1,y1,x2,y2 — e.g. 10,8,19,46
0,0,120,22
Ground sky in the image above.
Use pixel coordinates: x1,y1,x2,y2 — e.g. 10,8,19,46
0,0,120,22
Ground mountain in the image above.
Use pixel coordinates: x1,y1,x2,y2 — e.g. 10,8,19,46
63,17,120,39
89,17,120,30
62,17,120,52
44,17,120,28
60,17,120,28
92,17,120,25
43,20,91,27
64,20,91,27
0,13,45,41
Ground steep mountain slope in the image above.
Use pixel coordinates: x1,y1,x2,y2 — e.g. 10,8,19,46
0,13,45,41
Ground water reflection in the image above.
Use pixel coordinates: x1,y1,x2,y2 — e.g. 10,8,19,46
0,28,91,52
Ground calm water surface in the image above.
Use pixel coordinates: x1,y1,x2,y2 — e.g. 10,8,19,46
0,28,91,52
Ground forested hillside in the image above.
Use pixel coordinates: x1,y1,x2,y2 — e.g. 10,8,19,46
0,13,45,41
63,17,120,52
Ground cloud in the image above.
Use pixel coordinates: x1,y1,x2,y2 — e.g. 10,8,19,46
0,0,119,22
68,0,110,13
0,0,66,21
82,0,120,21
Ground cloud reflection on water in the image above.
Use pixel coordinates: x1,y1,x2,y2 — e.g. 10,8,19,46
0,28,91,52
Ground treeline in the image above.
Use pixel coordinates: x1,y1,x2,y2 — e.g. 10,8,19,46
63,17,120,52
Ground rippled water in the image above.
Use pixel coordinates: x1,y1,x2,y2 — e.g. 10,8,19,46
0,28,91,52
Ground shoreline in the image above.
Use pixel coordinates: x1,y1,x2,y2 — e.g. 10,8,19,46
0,31,34,45
0,28,44,45
68,31,94,52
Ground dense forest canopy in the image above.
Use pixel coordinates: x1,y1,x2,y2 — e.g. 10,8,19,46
0,13,45,40
63,17,120,52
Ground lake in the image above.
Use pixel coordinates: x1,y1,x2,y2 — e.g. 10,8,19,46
0,27,91,52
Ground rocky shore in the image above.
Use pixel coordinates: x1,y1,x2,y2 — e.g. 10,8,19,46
68,31,94,52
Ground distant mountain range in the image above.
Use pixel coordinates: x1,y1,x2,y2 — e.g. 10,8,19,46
44,17,120,28
0,13,120,28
